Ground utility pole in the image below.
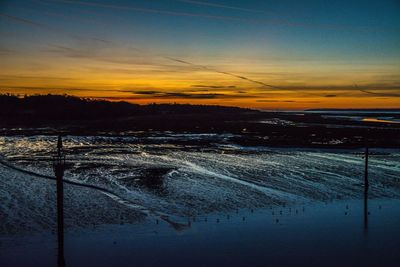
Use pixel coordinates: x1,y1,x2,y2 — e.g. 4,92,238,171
364,146,369,191
363,139,369,233
364,184,368,233
53,135,66,267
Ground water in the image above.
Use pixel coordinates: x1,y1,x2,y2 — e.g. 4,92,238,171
0,135,399,266
1,199,399,266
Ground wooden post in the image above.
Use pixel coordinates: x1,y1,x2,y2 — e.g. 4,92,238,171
363,143,369,233
363,186,368,232
364,146,369,191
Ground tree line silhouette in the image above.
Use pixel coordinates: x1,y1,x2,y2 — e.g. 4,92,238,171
1,94,398,148
0,94,253,120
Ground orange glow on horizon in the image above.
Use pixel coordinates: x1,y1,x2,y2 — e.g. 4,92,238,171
1,47,399,110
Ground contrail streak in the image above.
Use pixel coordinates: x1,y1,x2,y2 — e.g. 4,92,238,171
355,84,400,97
0,12,282,90
45,0,370,31
164,56,282,89
1,11,326,94
176,0,269,14
0,5,284,89
0,12,63,33
20,1,109,26
0,12,85,40
360,89,400,97
175,0,294,24
46,0,247,22
0,12,110,43
0,11,314,93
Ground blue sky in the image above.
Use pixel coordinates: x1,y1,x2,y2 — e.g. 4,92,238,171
0,0,399,109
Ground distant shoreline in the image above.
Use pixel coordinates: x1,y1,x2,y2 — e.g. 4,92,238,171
1,94,399,148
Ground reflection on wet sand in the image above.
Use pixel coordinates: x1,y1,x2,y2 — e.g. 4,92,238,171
166,197,376,234
364,189,368,233
1,193,397,266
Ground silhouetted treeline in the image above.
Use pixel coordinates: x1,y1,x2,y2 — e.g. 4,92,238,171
0,94,254,120
1,94,399,148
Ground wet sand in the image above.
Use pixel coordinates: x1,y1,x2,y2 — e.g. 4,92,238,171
0,135,399,266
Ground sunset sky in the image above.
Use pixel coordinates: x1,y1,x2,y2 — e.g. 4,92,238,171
0,0,399,109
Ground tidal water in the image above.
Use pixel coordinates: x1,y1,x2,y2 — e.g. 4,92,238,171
0,135,399,266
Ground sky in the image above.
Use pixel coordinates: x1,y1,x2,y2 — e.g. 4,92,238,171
0,0,399,110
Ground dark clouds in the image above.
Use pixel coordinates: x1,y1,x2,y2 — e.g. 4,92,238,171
256,99,320,103
127,90,254,99
191,85,237,89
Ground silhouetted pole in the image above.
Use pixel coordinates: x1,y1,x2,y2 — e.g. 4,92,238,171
363,185,368,232
364,146,369,191
363,142,369,233
53,135,66,267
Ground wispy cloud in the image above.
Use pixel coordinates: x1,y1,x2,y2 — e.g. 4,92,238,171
174,0,327,26
0,12,79,39
44,42,291,91
2,10,391,98
0,12,110,43
130,90,160,95
16,2,109,27
256,99,320,103
46,0,247,22
176,0,269,14
0,46,15,55
191,85,237,89
360,89,400,97
164,56,284,90
47,44,397,97
0,85,120,93
45,0,373,31
121,90,255,100
0,75,76,81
